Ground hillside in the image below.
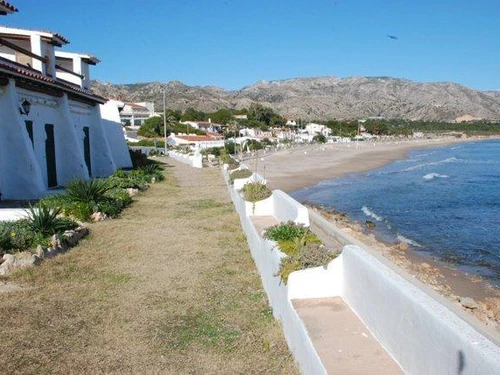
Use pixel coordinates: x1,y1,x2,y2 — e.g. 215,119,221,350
91,77,500,122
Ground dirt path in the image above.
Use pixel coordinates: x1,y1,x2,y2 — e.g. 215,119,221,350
0,160,297,374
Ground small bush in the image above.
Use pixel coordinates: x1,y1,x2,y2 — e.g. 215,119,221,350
277,242,337,284
66,179,113,204
264,221,307,242
240,182,272,203
229,169,252,184
25,205,77,237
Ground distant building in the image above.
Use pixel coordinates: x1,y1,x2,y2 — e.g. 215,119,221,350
119,102,155,127
0,9,131,200
167,133,224,150
305,123,331,136
180,120,224,134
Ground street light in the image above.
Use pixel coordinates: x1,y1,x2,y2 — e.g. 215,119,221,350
163,88,167,154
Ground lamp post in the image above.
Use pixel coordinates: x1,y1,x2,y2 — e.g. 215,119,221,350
163,88,167,154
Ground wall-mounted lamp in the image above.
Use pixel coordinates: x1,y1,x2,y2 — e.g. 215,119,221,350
19,99,31,116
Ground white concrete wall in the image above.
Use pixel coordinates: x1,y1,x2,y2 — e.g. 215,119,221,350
88,105,116,177
168,150,203,168
225,170,328,374
272,190,310,226
342,245,500,375
99,101,132,169
0,79,46,199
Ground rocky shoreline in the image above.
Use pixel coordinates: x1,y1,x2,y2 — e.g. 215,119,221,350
308,204,500,332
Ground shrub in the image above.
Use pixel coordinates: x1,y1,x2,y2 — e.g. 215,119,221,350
25,205,77,237
229,169,252,184
240,182,272,203
65,179,113,204
264,221,307,242
276,242,337,284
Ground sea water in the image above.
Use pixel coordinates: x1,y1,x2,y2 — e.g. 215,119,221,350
291,139,500,285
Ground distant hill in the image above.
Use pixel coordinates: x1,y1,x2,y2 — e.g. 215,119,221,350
91,77,500,122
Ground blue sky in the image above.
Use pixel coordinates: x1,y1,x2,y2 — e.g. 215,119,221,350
3,0,499,90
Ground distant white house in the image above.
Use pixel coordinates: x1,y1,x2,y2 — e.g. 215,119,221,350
167,133,224,150
239,127,262,138
119,102,155,127
0,16,131,200
305,123,331,136
180,120,223,134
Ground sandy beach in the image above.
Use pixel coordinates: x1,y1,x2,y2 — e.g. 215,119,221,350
246,136,500,334
249,137,474,192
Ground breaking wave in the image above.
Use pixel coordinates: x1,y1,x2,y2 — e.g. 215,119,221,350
361,206,383,221
423,173,449,180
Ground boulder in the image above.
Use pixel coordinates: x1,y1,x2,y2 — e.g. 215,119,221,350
459,297,479,310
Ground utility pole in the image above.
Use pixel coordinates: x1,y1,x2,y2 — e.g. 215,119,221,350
163,88,167,154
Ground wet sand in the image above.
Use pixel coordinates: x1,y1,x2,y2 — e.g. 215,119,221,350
246,136,500,334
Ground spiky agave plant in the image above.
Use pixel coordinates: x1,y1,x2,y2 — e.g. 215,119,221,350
65,178,113,204
25,204,76,237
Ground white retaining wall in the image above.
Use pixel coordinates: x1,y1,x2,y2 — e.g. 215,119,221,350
224,166,500,374
168,150,202,168
227,181,327,374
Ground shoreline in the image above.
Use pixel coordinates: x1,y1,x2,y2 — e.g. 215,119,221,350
247,136,500,331
252,136,489,193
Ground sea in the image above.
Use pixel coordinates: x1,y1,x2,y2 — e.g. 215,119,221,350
291,139,500,285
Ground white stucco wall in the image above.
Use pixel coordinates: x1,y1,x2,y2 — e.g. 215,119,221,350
0,79,46,199
223,166,500,374
342,245,500,375
99,101,132,169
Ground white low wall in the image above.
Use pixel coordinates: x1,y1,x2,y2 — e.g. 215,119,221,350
224,166,500,374
341,245,500,375
168,150,202,168
272,190,310,226
227,183,327,374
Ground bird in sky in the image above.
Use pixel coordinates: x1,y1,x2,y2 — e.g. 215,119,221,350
387,35,398,40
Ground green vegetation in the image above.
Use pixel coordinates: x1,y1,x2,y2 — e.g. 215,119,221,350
229,169,253,184
38,163,163,221
264,221,337,284
240,182,272,203
277,242,336,284
0,206,77,254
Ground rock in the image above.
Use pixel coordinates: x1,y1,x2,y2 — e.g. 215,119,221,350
2,254,15,265
398,242,409,251
151,177,156,184
460,297,479,310
420,262,431,269
91,212,107,222
126,188,139,197
365,220,375,230
36,245,45,259
30,254,42,266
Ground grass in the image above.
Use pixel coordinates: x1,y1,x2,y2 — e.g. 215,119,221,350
0,159,297,374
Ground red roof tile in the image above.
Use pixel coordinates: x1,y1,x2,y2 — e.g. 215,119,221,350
176,135,222,142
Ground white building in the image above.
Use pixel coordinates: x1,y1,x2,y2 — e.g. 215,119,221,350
119,102,155,127
305,123,332,136
180,120,223,134
0,1,17,15
167,133,224,151
0,17,131,200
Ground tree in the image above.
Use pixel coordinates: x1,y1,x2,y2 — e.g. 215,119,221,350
209,108,233,125
181,107,207,121
137,116,163,137
313,134,327,143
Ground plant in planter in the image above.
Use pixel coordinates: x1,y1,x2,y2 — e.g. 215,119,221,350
229,169,252,184
276,242,337,284
240,182,272,214
264,221,337,284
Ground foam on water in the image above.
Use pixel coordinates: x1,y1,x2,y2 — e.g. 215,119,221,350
362,206,384,221
423,173,449,180
397,234,422,248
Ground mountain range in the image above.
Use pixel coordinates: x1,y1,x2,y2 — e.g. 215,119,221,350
91,76,500,122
